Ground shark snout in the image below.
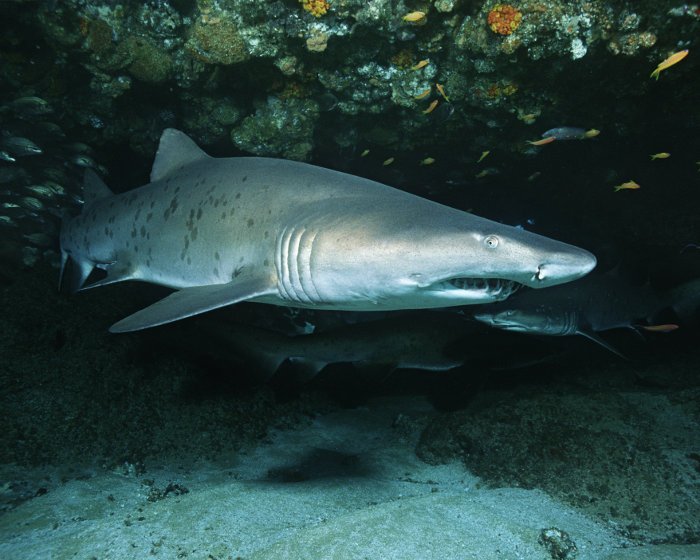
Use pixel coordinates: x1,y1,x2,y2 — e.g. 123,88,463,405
530,248,597,288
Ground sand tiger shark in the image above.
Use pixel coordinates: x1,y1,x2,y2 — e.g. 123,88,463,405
59,128,596,333
473,270,673,357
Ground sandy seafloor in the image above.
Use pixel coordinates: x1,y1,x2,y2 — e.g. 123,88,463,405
0,263,699,559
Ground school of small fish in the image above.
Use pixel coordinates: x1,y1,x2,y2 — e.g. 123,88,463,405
0,96,100,267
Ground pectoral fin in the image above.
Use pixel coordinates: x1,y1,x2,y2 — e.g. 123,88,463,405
109,272,277,333
577,330,627,359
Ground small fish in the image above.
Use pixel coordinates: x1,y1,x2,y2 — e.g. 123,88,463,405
1,136,42,156
24,184,59,198
528,137,555,146
613,180,640,191
519,113,537,123
650,49,689,80
0,150,15,162
419,157,435,165
70,154,107,174
4,96,53,115
650,152,670,160
382,157,395,166
402,11,425,22
360,149,370,157
42,181,66,196
435,83,450,103
19,196,44,211
542,127,598,141
476,150,490,163
411,59,429,70
475,169,499,179
527,171,542,182
422,99,438,114
36,121,65,136
414,88,431,99
640,324,679,333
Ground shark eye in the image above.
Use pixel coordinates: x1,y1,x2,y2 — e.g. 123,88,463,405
484,235,499,249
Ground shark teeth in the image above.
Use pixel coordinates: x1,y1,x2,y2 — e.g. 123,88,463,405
447,278,519,300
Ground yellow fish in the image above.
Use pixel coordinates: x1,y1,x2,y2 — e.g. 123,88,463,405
382,157,395,166
476,150,490,163
583,129,600,138
360,149,370,157
403,11,425,22
411,59,429,70
422,99,438,114
650,152,670,160
414,87,431,99
475,170,491,179
435,83,450,103
614,180,640,191
419,157,435,165
650,49,689,80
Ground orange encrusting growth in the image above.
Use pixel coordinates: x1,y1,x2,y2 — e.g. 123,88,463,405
300,0,329,17
488,5,522,35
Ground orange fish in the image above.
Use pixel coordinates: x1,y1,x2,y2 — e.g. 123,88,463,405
650,49,689,80
650,152,670,160
435,83,450,102
422,99,438,114
414,87,431,99
411,59,429,70
528,137,555,146
640,324,679,333
614,180,640,191
403,11,425,22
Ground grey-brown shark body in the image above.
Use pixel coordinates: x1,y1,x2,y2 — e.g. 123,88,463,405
60,129,596,332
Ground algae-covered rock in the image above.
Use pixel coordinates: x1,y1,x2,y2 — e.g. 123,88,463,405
231,96,319,161
185,18,249,65
126,37,173,83
182,95,244,144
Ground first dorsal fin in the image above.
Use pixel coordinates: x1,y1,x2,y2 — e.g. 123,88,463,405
83,168,113,206
150,128,211,182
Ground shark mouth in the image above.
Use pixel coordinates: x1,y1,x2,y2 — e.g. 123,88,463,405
446,278,520,301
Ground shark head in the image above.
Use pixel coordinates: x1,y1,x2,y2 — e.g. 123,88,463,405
281,199,597,310
473,306,578,335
